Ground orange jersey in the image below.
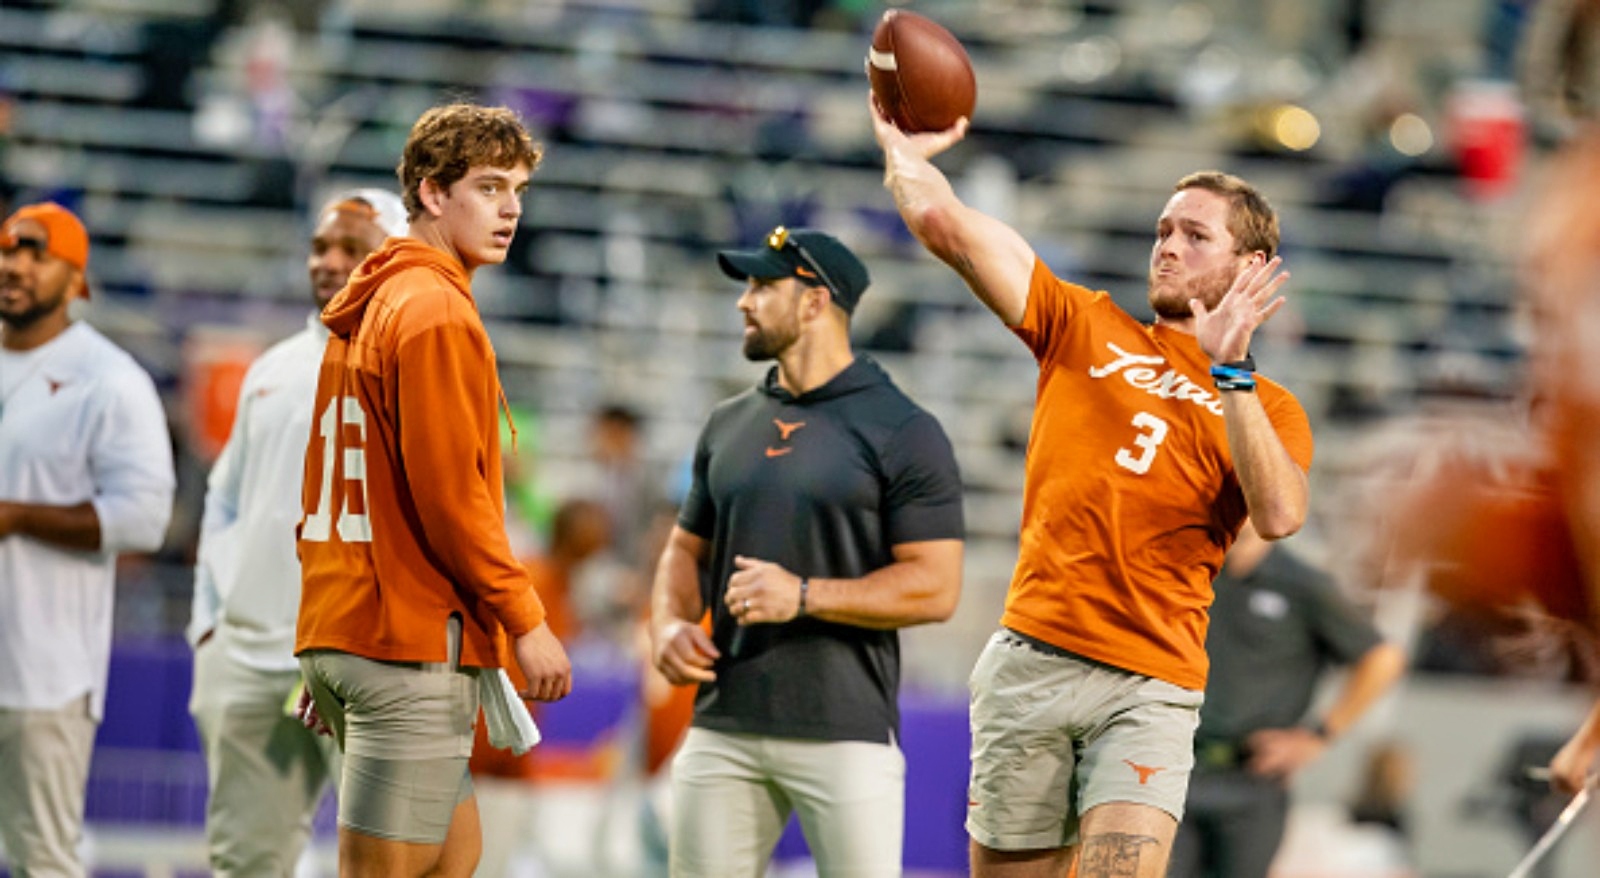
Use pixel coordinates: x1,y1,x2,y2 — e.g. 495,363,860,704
295,238,544,668
1002,260,1313,690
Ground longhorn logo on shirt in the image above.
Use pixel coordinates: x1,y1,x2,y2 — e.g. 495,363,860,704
46,378,67,395
1122,759,1166,785
773,418,806,440
766,418,806,459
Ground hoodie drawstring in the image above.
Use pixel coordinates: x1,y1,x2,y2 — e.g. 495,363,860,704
497,385,518,454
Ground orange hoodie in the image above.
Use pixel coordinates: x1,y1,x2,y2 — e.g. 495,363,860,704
295,238,544,668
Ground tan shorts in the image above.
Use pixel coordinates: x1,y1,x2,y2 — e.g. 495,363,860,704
299,650,479,844
966,629,1202,851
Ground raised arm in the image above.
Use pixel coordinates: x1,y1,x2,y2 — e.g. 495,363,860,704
870,97,1036,326
1222,395,1309,539
1193,257,1309,538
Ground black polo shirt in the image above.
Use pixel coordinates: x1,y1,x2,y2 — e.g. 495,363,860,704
678,356,964,743
1197,547,1382,745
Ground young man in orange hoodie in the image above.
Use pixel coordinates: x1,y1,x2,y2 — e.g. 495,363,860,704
295,103,571,878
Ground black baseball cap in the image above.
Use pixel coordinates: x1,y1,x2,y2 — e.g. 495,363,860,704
716,226,871,314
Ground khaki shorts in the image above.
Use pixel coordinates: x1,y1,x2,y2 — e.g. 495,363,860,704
966,629,1202,851
299,650,479,844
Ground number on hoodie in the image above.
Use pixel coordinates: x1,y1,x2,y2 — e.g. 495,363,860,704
302,395,373,543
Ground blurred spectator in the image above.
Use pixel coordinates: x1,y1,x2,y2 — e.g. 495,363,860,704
1387,129,1600,639
0,202,176,875
1171,522,1406,878
633,510,699,878
468,498,618,874
191,12,307,208
548,402,666,569
526,497,615,646
185,190,400,876
1349,740,1416,841
238,16,301,153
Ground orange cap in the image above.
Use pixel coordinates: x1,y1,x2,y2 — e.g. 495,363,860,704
1,202,90,271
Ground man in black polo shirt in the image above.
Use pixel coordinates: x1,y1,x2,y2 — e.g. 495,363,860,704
649,226,965,877
1169,522,1405,878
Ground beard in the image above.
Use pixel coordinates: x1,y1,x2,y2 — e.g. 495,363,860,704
1147,262,1238,320
742,318,800,361
0,282,69,332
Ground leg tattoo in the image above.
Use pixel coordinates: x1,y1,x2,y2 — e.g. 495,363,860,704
1078,832,1161,878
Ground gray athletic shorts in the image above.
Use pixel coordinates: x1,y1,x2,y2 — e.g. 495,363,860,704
299,649,479,844
966,628,1203,851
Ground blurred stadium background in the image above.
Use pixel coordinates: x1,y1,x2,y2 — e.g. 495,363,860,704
2,0,1597,875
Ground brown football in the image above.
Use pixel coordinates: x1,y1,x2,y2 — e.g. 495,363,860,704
867,9,976,134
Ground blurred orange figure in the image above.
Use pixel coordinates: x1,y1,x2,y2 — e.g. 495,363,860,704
471,498,614,781
1392,128,1600,633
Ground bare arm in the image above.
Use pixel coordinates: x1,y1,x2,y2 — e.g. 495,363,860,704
870,97,1035,326
1194,256,1308,538
649,525,719,685
1222,395,1309,539
1550,698,1600,794
1318,642,1407,738
0,501,101,551
1248,641,1406,779
724,539,963,631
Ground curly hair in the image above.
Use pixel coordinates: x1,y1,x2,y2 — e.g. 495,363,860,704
397,103,543,218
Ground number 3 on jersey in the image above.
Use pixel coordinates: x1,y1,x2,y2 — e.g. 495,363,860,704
303,395,373,543
1115,411,1169,475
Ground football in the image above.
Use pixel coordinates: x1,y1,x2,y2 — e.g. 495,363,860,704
867,9,976,134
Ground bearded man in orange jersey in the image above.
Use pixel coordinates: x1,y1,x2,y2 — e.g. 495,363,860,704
873,102,1311,878
294,103,571,878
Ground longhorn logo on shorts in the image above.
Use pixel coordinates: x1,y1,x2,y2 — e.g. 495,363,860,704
766,418,806,459
1122,759,1166,785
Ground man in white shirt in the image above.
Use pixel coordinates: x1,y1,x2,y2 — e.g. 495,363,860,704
0,201,176,876
186,190,405,877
